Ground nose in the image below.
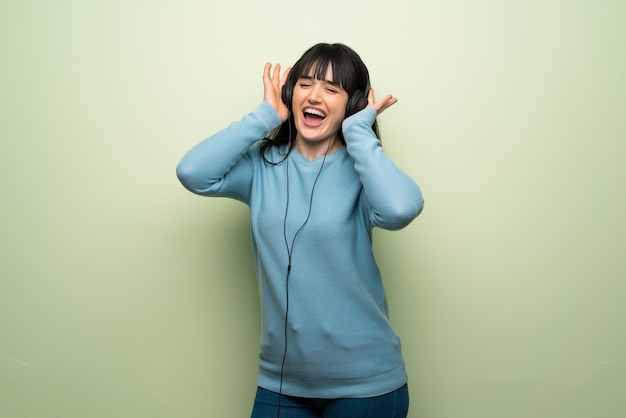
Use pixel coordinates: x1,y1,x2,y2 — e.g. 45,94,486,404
307,84,322,103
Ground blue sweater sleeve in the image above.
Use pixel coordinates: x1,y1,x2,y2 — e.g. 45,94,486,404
342,108,424,230
176,102,282,201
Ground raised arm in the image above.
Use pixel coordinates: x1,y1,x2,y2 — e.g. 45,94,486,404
343,90,424,230
176,63,288,200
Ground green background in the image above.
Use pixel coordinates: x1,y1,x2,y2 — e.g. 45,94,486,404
1,1,625,417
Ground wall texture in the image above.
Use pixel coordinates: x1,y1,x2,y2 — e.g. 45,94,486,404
1,1,625,417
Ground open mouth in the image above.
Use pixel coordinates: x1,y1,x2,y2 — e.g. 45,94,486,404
303,107,327,126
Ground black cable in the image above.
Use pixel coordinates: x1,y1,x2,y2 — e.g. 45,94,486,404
276,136,334,417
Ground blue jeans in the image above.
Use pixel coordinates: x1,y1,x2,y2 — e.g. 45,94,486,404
250,384,409,418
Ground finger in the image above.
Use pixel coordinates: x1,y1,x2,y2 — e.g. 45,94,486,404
375,94,398,115
263,62,271,81
273,63,282,85
263,63,280,104
384,95,398,109
375,93,393,104
280,66,292,87
366,88,375,106
376,94,396,106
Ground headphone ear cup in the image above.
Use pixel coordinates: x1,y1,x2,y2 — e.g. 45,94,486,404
281,81,294,109
346,90,368,117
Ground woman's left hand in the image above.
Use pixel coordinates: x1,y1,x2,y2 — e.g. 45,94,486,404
367,89,398,115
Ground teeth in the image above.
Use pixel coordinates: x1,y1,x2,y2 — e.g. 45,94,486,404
303,108,326,117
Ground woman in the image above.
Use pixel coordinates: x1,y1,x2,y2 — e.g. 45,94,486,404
177,43,424,418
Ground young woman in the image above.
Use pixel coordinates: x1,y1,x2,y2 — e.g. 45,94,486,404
177,43,424,418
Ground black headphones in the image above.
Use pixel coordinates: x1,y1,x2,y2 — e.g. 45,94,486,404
281,78,370,118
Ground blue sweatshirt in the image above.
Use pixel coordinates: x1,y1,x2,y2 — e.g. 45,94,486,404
177,102,424,398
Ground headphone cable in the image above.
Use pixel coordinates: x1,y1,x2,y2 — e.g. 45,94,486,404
276,136,334,417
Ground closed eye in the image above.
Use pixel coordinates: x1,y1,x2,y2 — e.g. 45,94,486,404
296,78,345,94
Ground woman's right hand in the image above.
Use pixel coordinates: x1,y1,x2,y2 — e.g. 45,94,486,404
263,62,291,123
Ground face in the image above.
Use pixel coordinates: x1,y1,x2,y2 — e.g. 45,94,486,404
291,66,349,148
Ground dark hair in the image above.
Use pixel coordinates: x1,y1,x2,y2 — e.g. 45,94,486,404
260,43,379,164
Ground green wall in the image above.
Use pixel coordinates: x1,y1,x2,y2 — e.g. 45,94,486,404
1,1,625,417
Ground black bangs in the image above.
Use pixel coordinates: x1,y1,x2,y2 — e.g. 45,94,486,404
289,43,368,95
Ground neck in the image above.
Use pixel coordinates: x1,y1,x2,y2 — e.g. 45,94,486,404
294,136,343,161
